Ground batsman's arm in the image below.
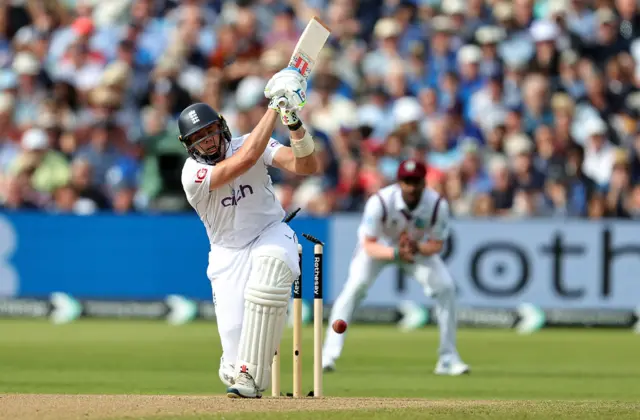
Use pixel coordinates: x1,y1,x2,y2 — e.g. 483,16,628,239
271,119,319,175
208,109,279,190
417,199,451,256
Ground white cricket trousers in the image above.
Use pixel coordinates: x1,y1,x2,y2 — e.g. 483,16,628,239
323,247,460,365
207,222,300,370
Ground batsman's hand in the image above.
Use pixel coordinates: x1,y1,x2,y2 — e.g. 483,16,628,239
264,68,307,111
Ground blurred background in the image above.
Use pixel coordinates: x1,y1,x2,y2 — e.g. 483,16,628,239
0,0,639,323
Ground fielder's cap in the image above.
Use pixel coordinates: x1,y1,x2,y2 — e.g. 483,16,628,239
397,159,427,180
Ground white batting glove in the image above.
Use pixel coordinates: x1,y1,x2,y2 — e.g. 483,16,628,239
264,68,307,111
267,97,302,127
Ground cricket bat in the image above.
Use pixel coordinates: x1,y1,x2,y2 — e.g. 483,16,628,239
288,16,331,79
276,16,331,110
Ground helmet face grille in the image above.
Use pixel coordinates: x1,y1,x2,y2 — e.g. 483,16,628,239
178,103,232,165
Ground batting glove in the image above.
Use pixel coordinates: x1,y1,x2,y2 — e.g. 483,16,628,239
264,68,307,111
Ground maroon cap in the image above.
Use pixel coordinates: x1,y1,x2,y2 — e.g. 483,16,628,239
397,159,427,180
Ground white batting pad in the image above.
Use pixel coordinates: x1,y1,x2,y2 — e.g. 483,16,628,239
235,246,295,391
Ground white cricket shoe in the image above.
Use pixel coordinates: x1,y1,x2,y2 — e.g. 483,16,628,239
226,371,262,399
434,358,470,376
219,367,235,388
322,362,336,373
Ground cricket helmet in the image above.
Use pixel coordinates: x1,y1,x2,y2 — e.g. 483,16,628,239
178,102,232,165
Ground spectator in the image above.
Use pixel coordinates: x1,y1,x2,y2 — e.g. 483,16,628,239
0,0,636,218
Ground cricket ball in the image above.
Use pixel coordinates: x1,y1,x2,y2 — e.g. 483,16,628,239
332,319,348,334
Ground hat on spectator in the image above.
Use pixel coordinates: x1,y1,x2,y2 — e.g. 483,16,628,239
393,96,423,126
584,118,607,137
260,49,287,71
504,133,533,156
374,18,401,39
397,159,427,180
442,0,465,15
488,155,509,175
483,110,507,131
236,76,265,111
357,104,385,129
493,1,514,21
476,25,505,45
102,61,131,88
596,8,617,25
21,128,49,151
551,93,575,114
530,20,559,43
547,0,569,16
431,16,454,33
72,17,95,36
12,52,40,75
457,45,482,64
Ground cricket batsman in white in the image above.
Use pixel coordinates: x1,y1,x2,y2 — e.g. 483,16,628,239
179,68,316,398
323,159,470,376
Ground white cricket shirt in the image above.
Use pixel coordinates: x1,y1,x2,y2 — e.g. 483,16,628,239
359,183,450,246
181,134,285,249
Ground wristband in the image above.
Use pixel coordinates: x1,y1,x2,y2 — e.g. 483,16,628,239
288,119,303,131
393,247,400,262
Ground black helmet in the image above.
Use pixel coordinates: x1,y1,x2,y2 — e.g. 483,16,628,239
178,103,232,165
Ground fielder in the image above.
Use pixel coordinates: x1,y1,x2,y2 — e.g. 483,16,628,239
179,68,316,398
323,160,470,376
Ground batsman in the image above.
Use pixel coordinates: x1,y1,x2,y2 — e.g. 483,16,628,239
179,68,317,398
323,160,470,376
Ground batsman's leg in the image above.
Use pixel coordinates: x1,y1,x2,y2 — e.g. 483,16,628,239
208,248,253,388
228,224,300,398
409,255,470,376
322,248,386,371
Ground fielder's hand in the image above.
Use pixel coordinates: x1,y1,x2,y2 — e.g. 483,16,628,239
396,232,418,263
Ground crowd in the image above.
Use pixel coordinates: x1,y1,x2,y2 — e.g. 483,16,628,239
0,0,639,219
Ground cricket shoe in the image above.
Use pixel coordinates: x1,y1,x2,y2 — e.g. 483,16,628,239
226,372,262,399
219,367,235,388
434,358,470,376
322,362,336,373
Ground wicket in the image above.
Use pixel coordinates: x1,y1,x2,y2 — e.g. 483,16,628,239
271,234,324,398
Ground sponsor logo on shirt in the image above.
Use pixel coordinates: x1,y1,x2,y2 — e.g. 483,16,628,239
195,168,208,184
221,185,254,207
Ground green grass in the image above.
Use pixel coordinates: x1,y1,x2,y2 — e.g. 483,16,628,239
1,320,639,419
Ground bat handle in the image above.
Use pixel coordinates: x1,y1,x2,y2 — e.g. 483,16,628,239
277,96,289,109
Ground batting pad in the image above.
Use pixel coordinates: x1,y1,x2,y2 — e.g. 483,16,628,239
236,246,295,391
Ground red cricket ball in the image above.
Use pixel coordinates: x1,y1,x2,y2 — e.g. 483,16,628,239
332,319,348,334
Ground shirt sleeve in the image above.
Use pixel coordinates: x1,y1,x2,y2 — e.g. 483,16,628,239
430,198,451,241
181,158,212,204
360,194,385,238
263,137,284,166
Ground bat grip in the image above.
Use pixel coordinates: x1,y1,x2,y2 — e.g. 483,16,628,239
277,97,289,109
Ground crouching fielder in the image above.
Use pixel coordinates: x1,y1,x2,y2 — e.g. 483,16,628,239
178,68,318,398
323,160,470,376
